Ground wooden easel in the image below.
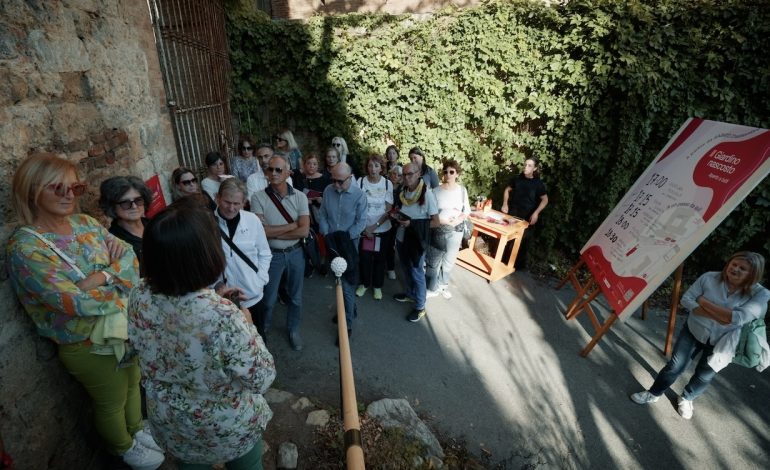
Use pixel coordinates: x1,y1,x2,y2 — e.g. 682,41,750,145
557,260,686,357
556,259,618,357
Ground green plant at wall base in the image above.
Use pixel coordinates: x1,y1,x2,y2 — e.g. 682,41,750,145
226,0,770,274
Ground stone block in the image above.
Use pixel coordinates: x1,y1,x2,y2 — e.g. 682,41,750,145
107,129,129,149
291,397,313,412
114,145,130,161
305,409,330,427
265,388,296,405
60,71,91,102
49,102,101,146
0,23,22,60
88,143,105,158
277,442,298,469
0,69,29,105
367,398,445,459
28,29,91,73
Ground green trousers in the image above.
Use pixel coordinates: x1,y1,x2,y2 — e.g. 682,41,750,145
58,342,142,455
178,440,263,470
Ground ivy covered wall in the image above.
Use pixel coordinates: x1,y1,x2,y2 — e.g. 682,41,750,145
226,0,770,272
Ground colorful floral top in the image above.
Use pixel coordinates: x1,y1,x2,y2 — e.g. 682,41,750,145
6,214,139,345
128,284,275,464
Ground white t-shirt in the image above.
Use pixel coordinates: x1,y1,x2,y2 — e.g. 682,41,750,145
359,176,393,233
434,184,471,225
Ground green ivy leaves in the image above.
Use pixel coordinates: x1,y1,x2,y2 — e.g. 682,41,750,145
226,0,770,271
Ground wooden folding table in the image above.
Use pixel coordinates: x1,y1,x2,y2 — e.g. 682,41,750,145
456,210,528,282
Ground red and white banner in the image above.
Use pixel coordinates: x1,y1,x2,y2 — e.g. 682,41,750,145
580,118,770,318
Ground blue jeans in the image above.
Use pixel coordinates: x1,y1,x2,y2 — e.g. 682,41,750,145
340,277,358,330
649,322,718,400
396,240,427,310
258,245,304,336
426,230,463,292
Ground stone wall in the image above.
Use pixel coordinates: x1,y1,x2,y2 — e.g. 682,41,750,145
0,0,178,467
270,0,481,20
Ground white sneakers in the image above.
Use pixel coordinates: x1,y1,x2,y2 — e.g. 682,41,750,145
630,390,694,419
123,426,164,470
387,270,397,280
677,396,694,419
426,289,440,298
630,390,659,404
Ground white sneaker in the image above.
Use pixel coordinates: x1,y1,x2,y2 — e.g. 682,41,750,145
677,396,694,419
426,289,440,298
387,270,397,280
135,425,163,452
630,390,659,404
123,438,164,470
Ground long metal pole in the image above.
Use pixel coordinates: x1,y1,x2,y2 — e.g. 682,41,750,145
332,259,365,470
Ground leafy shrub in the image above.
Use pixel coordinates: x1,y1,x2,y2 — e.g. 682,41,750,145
227,0,770,274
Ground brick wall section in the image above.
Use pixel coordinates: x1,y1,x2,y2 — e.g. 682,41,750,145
0,1,179,468
272,0,481,20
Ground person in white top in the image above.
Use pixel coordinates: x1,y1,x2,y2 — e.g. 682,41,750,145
425,159,471,300
355,155,394,301
213,178,272,321
201,152,233,201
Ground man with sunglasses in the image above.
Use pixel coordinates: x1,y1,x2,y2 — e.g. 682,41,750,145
318,163,367,343
246,144,293,202
251,155,309,351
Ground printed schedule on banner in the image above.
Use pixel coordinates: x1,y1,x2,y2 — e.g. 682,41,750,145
580,118,770,318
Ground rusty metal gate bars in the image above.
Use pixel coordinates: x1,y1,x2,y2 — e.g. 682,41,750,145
149,0,233,173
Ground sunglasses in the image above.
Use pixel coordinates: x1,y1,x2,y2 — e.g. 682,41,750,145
242,146,253,151
46,182,87,197
116,197,145,210
443,169,457,175
333,143,342,147
332,175,351,185
180,177,198,186
266,166,284,174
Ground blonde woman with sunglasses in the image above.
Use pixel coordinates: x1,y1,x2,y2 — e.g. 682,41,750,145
7,154,163,469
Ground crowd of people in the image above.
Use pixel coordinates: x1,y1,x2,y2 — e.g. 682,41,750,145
10,131,764,469
3,133,489,469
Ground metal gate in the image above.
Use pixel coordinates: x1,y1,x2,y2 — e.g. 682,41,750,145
149,0,233,172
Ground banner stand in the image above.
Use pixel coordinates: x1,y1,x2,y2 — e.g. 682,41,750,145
557,260,618,357
557,260,686,357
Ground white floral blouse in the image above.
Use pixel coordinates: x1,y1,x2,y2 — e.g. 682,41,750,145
128,284,275,464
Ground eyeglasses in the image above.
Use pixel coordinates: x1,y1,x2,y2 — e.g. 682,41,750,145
266,166,284,174
242,146,253,151
46,182,87,197
331,175,351,185
403,171,419,177
116,197,145,210
180,177,198,186
443,169,457,175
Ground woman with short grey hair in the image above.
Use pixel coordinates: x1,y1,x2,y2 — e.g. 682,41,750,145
99,176,152,263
